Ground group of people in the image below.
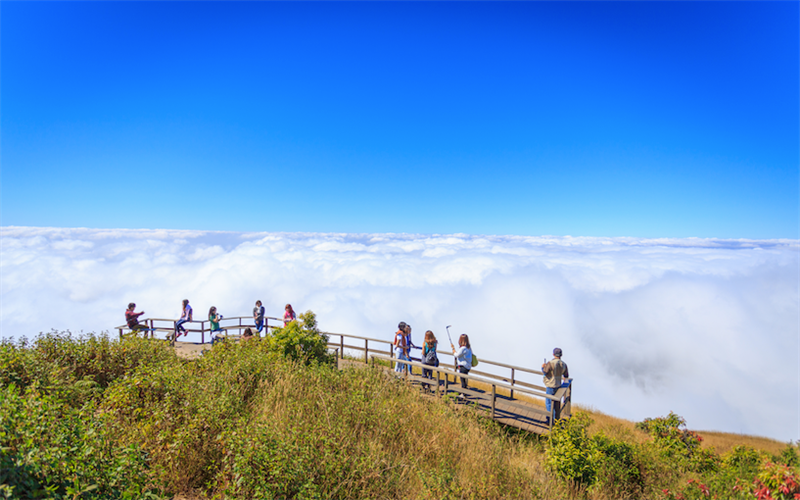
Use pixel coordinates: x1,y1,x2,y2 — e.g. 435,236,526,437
124,301,299,344
392,322,474,390
392,320,570,419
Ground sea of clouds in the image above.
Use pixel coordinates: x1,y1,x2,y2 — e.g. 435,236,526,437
1,226,798,441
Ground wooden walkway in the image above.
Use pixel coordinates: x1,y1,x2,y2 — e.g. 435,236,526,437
117,316,572,435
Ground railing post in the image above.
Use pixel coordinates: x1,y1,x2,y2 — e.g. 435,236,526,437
118,328,123,340
149,319,154,339
364,339,369,363
510,367,515,399
491,384,496,419
436,369,441,397
171,321,176,347
340,335,344,359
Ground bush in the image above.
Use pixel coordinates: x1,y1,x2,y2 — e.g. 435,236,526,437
545,411,645,497
265,311,332,365
637,412,719,473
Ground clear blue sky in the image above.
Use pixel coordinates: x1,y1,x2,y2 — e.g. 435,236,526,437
2,2,797,238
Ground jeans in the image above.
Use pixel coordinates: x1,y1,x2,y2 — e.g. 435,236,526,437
458,366,470,388
395,350,409,373
546,386,557,413
255,319,264,333
175,319,189,336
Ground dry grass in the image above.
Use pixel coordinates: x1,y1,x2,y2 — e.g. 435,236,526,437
695,429,788,456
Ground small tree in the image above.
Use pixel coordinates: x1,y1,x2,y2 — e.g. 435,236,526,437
265,311,332,365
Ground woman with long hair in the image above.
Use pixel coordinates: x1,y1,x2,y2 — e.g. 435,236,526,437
451,334,472,390
421,330,439,382
209,306,223,345
284,304,297,326
175,299,192,339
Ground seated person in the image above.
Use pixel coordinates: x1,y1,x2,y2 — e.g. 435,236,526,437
241,327,254,341
125,303,148,337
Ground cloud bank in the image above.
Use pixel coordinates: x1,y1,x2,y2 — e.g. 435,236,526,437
1,226,798,441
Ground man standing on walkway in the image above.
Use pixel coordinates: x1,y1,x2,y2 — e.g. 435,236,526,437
542,347,569,421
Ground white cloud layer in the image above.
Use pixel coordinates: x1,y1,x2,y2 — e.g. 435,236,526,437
1,226,798,441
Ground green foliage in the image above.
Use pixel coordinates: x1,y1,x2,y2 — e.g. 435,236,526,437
545,411,645,497
778,442,799,468
265,311,332,365
0,385,161,500
637,412,719,473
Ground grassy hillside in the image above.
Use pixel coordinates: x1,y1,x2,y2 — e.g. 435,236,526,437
1,324,798,500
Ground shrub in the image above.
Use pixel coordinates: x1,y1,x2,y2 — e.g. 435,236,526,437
546,411,645,497
265,311,332,365
637,412,719,473
753,461,800,500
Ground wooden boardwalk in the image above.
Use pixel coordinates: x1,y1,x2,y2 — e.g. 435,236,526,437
117,316,572,435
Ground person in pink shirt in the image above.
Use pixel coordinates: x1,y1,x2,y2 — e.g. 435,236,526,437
283,304,297,326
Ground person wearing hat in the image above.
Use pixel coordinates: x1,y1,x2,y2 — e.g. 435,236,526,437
542,347,569,418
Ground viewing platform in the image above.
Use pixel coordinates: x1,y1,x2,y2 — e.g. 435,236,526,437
116,315,573,435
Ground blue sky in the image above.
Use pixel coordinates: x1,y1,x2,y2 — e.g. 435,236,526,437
2,1,798,238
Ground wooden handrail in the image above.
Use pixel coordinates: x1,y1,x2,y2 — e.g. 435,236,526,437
369,353,560,401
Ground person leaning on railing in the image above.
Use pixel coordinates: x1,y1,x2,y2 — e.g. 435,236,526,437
254,300,265,333
542,347,569,422
209,306,224,345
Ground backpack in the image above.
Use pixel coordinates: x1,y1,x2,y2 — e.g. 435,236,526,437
422,344,439,367
471,353,479,367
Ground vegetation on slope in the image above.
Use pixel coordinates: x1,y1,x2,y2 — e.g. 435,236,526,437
1,316,798,499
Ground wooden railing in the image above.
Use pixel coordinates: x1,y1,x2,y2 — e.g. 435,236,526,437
115,315,283,345
368,353,572,432
322,331,557,399
323,331,572,432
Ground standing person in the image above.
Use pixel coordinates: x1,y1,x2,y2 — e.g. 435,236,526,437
125,303,147,337
451,334,472,390
404,324,419,360
253,300,265,333
175,299,192,339
283,304,297,326
393,321,409,374
542,348,570,421
209,306,223,345
421,330,439,382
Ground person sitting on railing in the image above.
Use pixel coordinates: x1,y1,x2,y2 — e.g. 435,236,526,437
394,322,410,374
175,299,192,339
254,300,265,333
284,304,297,326
125,303,148,337
542,347,570,421
421,330,439,384
209,306,224,345
451,334,473,390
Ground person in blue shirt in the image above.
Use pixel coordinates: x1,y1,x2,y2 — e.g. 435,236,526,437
451,334,473,389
